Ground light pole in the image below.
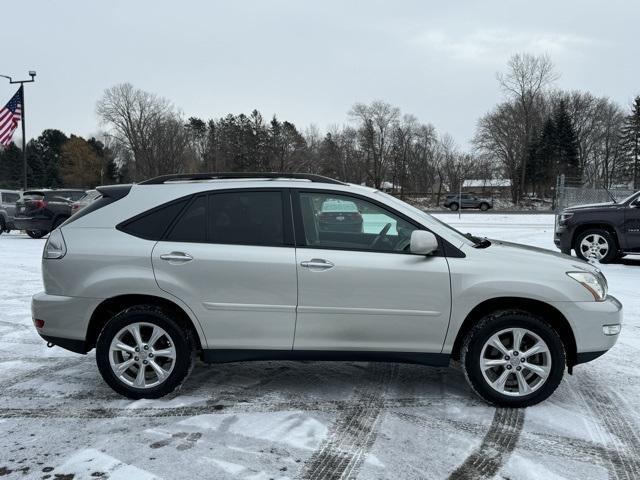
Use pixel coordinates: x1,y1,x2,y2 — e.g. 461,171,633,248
0,71,36,190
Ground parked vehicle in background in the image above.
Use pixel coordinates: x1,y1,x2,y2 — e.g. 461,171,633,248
14,189,86,238
554,190,640,262
443,193,493,211
317,198,363,233
71,190,100,216
32,173,621,407
0,189,21,234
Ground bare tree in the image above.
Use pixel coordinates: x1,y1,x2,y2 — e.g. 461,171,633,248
497,53,558,199
349,100,400,188
96,83,186,180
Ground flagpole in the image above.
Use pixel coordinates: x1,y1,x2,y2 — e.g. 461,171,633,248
21,85,26,190
0,71,36,190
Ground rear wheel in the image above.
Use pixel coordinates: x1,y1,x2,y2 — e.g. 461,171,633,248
574,229,618,263
96,305,194,399
26,229,48,239
479,202,490,211
461,311,565,407
0,218,5,234
449,202,459,211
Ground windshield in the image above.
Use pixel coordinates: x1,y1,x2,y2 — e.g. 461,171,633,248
375,191,475,246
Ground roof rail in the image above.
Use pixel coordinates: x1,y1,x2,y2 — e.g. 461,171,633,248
138,172,346,185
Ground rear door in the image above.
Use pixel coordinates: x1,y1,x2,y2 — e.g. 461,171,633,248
292,190,452,353
152,189,298,350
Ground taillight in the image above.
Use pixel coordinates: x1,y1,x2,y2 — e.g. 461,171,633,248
34,319,45,328
43,229,67,259
33,199,48,209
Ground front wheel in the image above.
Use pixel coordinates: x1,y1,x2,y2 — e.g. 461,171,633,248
461,311,565,407
26,229,48,239
449,202,459,211
479,203,490,211
96,305,194,399
574,229,618,263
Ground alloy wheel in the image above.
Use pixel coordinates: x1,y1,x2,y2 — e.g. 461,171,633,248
480,327,552,397
579,233,609,260
108,322,176,389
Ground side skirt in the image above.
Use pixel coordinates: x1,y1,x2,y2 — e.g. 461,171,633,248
202,349,450,367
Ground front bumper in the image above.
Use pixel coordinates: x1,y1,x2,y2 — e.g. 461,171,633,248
551,295,622,364
31,292,102,353
553,223,574,254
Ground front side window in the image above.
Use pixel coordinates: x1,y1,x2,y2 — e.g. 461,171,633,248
298,192,419,252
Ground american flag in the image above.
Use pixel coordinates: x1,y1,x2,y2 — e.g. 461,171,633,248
0,87,23,146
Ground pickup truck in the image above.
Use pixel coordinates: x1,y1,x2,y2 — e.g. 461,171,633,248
554,190,640,262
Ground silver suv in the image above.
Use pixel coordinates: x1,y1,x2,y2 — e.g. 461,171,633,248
32,173,622,407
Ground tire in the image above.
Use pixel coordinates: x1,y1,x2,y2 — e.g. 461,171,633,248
449,202,459,211
26,229,48,239
0,217,5,235
461,310,565,407
479,203,489,211
574,228,618,263
96,305,195,399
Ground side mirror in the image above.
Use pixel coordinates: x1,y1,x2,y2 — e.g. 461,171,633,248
410,230,438,255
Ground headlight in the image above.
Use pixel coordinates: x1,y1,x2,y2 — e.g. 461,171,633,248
43,229,67,259
558,212,574,225
567,271,607,301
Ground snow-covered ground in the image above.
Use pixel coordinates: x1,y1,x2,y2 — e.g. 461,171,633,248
1,214,639,480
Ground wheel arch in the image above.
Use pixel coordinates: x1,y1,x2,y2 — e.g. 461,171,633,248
86,294,204,352
451,296,577,369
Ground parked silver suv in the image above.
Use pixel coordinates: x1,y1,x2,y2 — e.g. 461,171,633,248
32,173,622,406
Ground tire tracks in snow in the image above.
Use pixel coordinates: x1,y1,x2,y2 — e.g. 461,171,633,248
447,407,525,480
573,372,640,480
298,362,398,480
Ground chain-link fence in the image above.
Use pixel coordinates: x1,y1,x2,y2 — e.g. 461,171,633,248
555,175,635,212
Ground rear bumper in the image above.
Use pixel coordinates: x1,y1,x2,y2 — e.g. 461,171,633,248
551,295,622,364
31,292,102,354
13,217,52,231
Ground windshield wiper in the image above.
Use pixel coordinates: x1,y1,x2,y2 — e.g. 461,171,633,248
465,233,492,248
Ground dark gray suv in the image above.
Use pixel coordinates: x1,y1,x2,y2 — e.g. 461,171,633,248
443,193,493,211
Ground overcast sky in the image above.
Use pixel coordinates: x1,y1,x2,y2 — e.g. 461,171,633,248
3,0,639,149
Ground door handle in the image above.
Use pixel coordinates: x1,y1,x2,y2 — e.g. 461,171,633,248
300,258,334,270
160,252,193,263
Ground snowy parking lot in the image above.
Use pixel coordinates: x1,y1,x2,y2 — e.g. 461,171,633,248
0,213,639,480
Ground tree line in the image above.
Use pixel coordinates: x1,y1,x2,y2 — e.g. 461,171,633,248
1,53,639,203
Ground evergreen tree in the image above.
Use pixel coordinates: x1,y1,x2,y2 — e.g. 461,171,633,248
0,143,23,189
553,100,580,183
621,96,640,189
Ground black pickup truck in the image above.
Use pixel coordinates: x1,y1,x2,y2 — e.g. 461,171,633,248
554,190,640,262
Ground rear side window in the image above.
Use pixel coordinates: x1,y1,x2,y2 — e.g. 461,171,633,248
2,193,20,203
165,196,206,243
208,191,284,246
118,199,188,240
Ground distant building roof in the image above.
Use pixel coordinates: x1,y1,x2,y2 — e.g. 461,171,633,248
463,179,511,188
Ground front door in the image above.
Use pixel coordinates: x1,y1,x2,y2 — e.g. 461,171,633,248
152,190,298,349
292,190,452,353
623,197,640,252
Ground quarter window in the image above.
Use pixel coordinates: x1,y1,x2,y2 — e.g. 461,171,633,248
118,199,189,240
